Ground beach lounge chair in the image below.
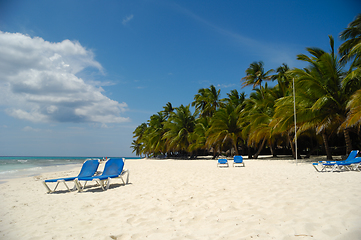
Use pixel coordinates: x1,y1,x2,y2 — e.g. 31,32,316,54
217,158,229,167
233,155,245,167
75,158,129,192
352,160,361,171
312,150,359,172
331,157,361,172
43,159,100,193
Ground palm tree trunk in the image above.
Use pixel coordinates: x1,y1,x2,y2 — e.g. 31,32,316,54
288,133,296,159
212,146,217,159
269,144,274,156
233,143,239,155
322,132,333,160
270,140,277,157
254,138,266,159
343,128,352,155
233,137,239,155
248,146,253,159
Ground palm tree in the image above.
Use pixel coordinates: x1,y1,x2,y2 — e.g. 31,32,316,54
162,102,174,119
289,36,350,159
272,63,291,96
145,112,167,156
192,85,221,117
339,14,361,65
241,61,274,90
130,140,143,157
241,84,280,158
163,105,197,157
206,103,243,156
132,123,148,157
339,14,361,94
342,89,361,128
188,116,210,157
221,89,246,107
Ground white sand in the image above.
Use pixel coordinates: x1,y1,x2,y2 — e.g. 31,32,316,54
1,158,361,240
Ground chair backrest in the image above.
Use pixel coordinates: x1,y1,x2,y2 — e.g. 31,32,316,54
234,155,243,163
345,150,359,162
218,159,228,164
346,157,361,164
77,159,100,178
102,158,124,176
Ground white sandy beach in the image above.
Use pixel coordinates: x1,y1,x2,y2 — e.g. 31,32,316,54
1,158,361,240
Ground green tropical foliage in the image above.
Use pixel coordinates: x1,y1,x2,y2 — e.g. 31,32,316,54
131,15,361,159
241,61,274,89
163,104,197,157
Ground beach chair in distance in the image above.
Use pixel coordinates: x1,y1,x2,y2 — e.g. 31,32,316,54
312,150,359,172
352,159,361,171
233,155,245,167
217,158,229,167
42,159,100,193
332,157,361,172
75,158,129,192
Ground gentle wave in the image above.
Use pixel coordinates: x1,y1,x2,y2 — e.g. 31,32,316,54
0,156,139,180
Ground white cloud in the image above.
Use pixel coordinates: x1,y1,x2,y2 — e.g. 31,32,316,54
122,14,134,25
216,83,237,89
22,126,41,132
0,31,129,124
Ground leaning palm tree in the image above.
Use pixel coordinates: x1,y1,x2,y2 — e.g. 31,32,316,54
241,61,274,90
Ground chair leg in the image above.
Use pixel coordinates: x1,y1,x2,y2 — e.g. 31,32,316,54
60,180,71,192
43,182,52,193
124,169,130,184
313,165,321,172
53,181,61,192
331,165,340,172
71,182,77,191
75,180,87,192
96,179,106,191
106,178,111,190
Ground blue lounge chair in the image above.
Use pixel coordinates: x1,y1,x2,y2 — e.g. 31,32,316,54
332,157,361,172
312,150,359,172
75,158,129,192
43,159,100,193
233,155,245,167
217,158,229,167
352,160,361,171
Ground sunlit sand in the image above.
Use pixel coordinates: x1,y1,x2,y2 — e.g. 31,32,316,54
1,158,361,240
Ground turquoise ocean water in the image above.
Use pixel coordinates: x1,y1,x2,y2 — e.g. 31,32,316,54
0,156,139,180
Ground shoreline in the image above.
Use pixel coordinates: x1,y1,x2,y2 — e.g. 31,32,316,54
0,154,339,182
0,162,84,182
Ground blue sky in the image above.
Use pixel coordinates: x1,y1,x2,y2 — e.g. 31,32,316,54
0,0,360,157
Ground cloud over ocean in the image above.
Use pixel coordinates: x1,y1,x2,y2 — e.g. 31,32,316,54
0,32,129,124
